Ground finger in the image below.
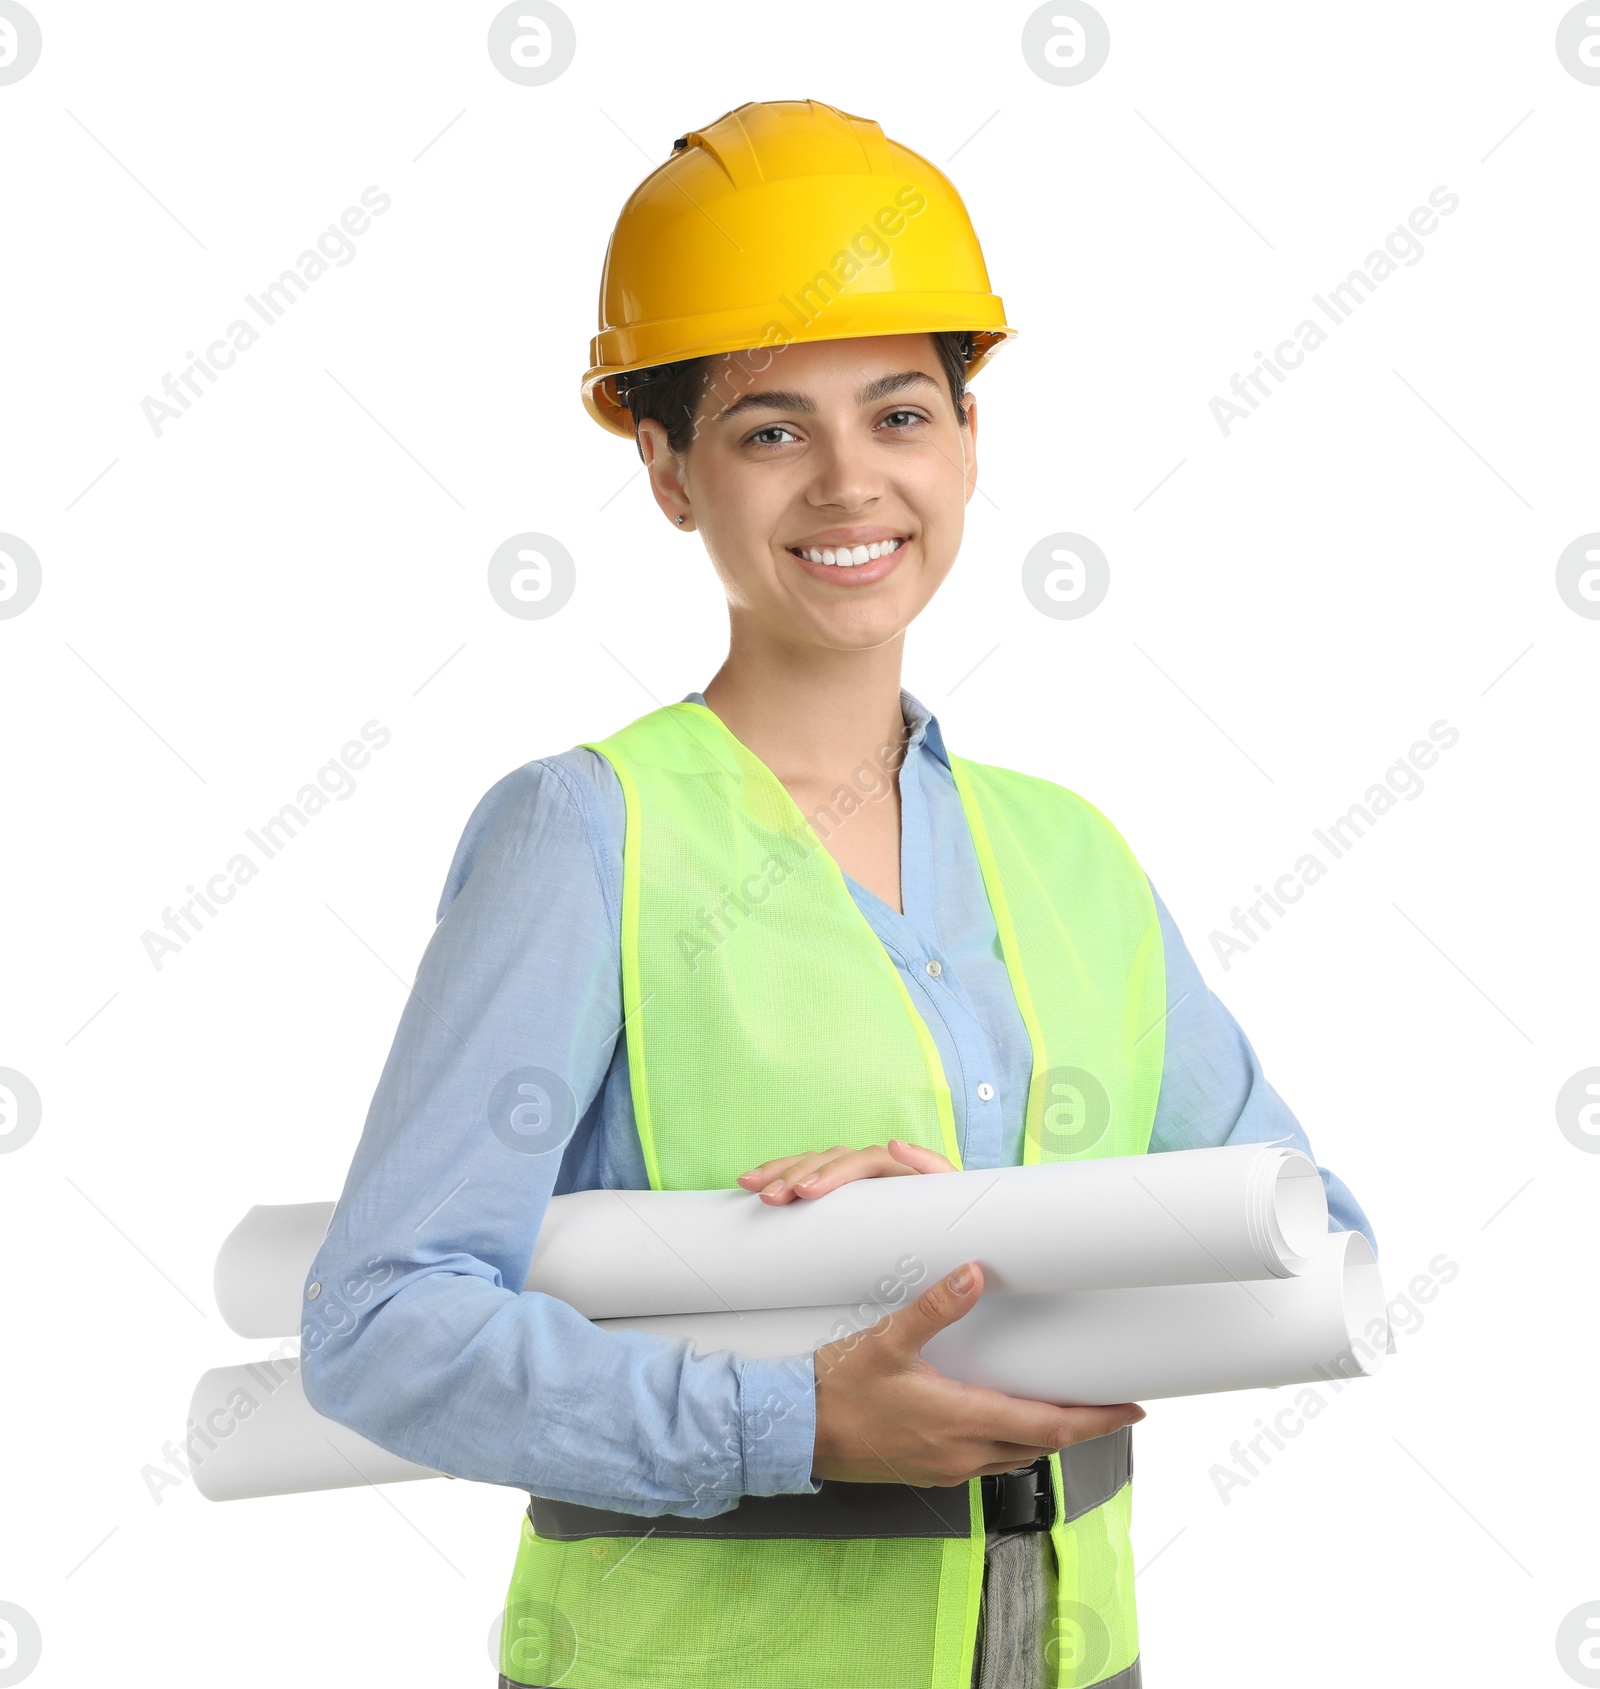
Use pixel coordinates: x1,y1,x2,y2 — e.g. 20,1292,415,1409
735,1150,830,1183
748,1164,825,1201
736,1147,850,1199
886,1138,956,1174
862,1262,986,1356
789,1145,913,1195
963,1416,1141,1476
986,1441,1071,1463
975,1398,1146,1448
735,1158,788,1182
735,1161,806,1199
908,1362,1145,1446
758,1153,846,1201
737,1145,853,1179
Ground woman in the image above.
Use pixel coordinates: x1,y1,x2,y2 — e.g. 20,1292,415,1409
301,101,1375,1689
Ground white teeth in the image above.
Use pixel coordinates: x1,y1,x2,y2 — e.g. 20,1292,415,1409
795,538,904,568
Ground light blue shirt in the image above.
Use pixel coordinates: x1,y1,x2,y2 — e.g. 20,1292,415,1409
301,690,1376,1517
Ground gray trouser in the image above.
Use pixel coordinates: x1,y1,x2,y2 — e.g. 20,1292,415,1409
973,1528,1142,1688
972,1527,1058,1689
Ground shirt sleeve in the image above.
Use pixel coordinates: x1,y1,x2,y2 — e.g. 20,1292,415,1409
298,756,819,1514
1143,877,1379,1257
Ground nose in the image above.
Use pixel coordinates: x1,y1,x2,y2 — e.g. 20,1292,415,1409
802,424,884,514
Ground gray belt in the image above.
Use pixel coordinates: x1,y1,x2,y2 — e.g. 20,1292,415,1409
524,1425,1131,1541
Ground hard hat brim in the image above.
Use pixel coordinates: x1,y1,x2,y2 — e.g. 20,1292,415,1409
583,307,1016,440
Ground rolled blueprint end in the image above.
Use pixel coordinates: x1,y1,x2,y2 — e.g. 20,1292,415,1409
1250,1148,1333,1278
187,1360,442,1501
1321,1228,1389,1380
921,1226,1388,1405
214,1202,334,1338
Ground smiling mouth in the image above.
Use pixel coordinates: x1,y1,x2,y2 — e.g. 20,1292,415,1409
785,537,907,568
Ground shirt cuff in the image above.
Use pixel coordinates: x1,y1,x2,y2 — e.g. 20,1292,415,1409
737,1351,822,1497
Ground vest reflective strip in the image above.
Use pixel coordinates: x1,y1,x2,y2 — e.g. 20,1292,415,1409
523,1429,1131,1542
525,1476,972,1540
1058,1427,1132,1527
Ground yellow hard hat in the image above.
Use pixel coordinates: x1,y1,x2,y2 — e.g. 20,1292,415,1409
582,98,1016,438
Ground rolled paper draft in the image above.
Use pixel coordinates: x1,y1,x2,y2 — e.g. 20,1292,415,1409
596,1228,1387,1406
187,1358,441,1501
215,1202,336,1339
191,1231,1385,1498
524,1142,1330,1318
214,1145,1327,1335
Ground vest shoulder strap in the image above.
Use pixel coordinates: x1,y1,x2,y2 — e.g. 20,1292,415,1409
947,751,1166,1162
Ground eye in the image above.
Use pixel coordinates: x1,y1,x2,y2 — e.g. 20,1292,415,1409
879,408,929,432
744,423,800,448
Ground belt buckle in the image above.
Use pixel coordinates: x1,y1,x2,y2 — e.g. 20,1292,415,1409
982,1455,1055,1533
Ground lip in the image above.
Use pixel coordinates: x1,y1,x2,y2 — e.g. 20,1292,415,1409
783,532,912,587
787,527,910,549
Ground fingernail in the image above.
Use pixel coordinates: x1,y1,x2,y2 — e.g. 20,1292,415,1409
765,1179,786,1195
795,1174,819,1188
948,1264,974,1293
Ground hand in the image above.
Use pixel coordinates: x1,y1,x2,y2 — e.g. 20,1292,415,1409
811,1261,1147,1486
735,1138,955,1204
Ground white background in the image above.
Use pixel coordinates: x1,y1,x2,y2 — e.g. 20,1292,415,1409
3,2,1597,1684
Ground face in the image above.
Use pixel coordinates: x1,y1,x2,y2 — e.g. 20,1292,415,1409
636,333,978,652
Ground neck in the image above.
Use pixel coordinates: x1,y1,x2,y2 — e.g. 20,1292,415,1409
699,618,910,789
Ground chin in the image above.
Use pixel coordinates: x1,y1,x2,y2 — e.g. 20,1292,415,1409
805,611,916,652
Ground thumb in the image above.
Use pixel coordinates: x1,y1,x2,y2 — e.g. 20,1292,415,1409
886,1261,984,1352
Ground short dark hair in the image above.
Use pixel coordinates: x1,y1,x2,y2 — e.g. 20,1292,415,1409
616,329,975,459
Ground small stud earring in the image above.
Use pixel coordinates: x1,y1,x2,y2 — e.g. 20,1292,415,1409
676,515,686,525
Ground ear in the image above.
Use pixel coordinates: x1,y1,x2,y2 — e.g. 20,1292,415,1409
960,392,979,506
638,417,694,530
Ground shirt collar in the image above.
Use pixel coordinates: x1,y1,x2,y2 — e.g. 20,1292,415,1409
681,688,949,771
898,687,948,768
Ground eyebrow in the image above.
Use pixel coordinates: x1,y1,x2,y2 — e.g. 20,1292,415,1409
712,369,942,424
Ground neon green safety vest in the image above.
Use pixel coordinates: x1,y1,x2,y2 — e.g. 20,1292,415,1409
499,700,1166,1689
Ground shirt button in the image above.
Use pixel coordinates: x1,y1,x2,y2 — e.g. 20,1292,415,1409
925,959,942,978
977,1083,995,1102
307,1282,322,1299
